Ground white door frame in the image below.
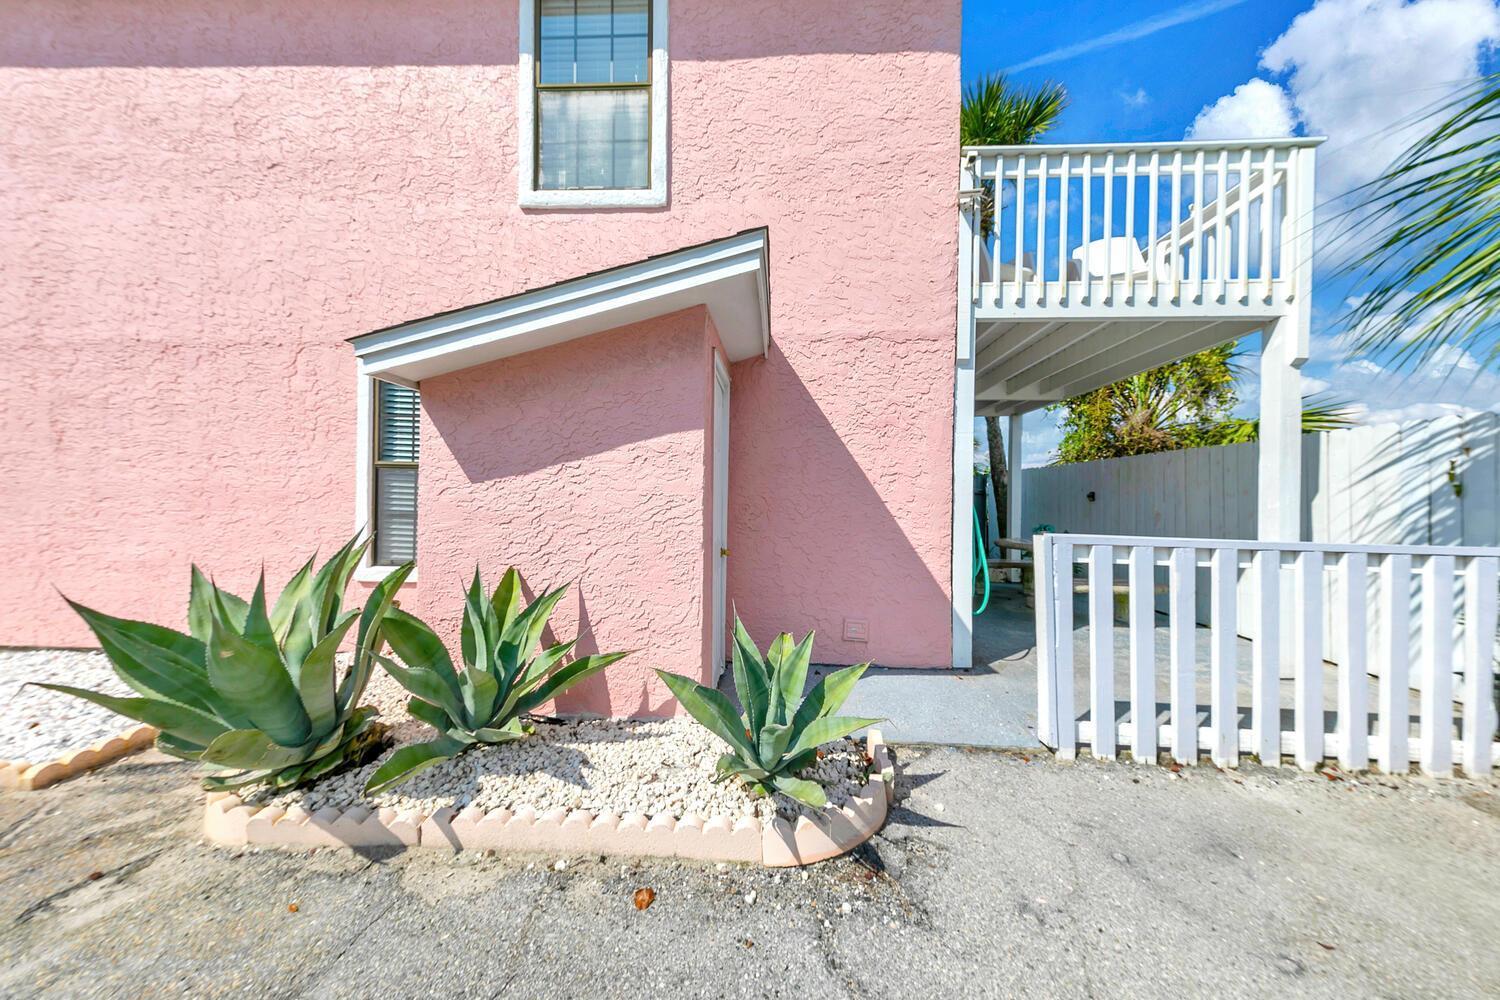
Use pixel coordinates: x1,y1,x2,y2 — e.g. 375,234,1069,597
711,353,731,682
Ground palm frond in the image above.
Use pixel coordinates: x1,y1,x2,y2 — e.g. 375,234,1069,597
1343,73,1500,371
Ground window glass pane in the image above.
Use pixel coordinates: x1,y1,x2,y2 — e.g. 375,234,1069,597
537,0,650,84
374,467,417,565
376,381,420,463
539,88,649,190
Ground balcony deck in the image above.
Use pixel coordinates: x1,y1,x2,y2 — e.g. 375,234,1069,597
960,138,1321,415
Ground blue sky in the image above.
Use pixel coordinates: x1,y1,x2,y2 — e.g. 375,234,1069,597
964,0,1500,466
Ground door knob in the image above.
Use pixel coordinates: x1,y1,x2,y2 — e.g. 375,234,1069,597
719,547,730,557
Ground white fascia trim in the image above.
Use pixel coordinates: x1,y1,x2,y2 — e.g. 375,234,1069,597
350,229,770,380
517,0,669,210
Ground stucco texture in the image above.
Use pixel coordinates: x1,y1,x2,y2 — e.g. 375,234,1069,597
416,307,720,716
1,1,961,686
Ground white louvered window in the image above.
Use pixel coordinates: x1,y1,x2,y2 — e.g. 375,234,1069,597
535,0,651,190
373,381,419,566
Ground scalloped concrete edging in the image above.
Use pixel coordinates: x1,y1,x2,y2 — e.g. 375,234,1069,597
0,724,159,791
205,731,895,867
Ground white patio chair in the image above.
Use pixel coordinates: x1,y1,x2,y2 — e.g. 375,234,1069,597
1071,236,1149,278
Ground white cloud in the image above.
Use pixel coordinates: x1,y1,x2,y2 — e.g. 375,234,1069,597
1187,79,1299,139
1346,358,1385,375
1424,343,1482,374
1302,375,1333,394
1120,87,1151,108
1190,0,1500,199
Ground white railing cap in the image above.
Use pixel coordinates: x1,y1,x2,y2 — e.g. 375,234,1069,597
1037,532,1500,559
962,136,1327,157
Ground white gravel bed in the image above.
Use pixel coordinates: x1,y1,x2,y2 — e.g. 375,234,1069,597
0,649,136,762
253,670,871,828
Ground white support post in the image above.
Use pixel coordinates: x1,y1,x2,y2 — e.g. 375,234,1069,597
1257,315,1305,543
952,157,979,671
1461,557,1498,775
1252,549,1281,765
1293,550,1324,770
1054,539,1077,759
1420,554,1455,775
1036,534,1057,747
1169,547,1197,764
1209,547,1238,767
1377,553,1412,775
1339,552,1370,770
1128,545,1157,764
1088,544,1115,759
1007,413,1025,583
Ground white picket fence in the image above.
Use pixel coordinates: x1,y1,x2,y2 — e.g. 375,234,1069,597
1035,533,1500,774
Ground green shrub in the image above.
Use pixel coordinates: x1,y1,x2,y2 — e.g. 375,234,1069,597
365,568,632,794
37,537,410,792
655,617,878,809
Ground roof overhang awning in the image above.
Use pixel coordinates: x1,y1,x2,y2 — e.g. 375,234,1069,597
349,228,770,383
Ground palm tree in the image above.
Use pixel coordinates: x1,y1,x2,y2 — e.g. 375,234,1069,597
1345,73,1500,371
961,73,1068,538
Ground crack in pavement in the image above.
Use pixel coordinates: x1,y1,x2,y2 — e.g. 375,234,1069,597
13,849,161,925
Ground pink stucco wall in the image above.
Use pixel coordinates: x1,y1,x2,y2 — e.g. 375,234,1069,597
1,1,960,679
415,308,720,716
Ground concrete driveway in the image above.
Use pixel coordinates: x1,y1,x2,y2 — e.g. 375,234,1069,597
2,748,1497,998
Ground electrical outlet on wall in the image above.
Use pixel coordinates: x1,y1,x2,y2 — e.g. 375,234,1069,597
842,618,869,642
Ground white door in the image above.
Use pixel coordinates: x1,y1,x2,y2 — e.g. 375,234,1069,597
711,355,731,683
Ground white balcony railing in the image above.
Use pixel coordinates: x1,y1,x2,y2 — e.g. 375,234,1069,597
964,138,1321,315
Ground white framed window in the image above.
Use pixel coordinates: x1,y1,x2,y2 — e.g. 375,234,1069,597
518,0,669,209
354,374,420,580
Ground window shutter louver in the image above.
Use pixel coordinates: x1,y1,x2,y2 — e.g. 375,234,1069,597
374,381,419,565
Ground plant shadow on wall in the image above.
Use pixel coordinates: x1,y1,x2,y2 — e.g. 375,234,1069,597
0,0,956,69
423,325,954,674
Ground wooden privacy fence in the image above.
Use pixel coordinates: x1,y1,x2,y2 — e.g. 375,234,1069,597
1035,533,1500,775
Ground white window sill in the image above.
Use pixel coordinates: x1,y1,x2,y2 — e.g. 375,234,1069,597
519,187,667,210
354,565,418,585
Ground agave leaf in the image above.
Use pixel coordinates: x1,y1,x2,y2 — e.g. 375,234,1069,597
294,745,351,785
490,567,524,637
206,605,310,747
381,611,462,710
783,715,881,761
776,631,815,713
363,736,468,795
471,719,529,743
279,594,317,678
653,670,758,763
789,662,870,735
374,655,468,727
757,721,795,769
188,566,249,643
460,568,488,668
517,639,577,692
731,617,771,732
514,651,631,716
153,732,207,761
31,683,227,747
464,665,500,726
66,600,219,713
770,773,828,809
243,573,278,651
342,561,414,717
202,768,283,792
201,729,318,771
498,584,569,686
382,608,456,676
405,697,452,732
268,553,318,639
321,536,370,634
296,610,359,737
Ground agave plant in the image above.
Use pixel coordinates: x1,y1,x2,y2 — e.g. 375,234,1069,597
655,617,878,808
365,567,632,794
35,537,410,792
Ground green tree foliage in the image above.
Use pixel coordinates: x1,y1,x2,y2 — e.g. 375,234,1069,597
1051,343,1354,464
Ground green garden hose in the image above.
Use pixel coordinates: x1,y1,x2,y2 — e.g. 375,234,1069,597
973,508,991,614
